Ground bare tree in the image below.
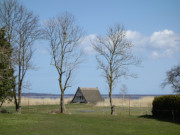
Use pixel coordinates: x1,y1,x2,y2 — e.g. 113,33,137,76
43,12,83,113
0,0,40,113
161,64,180,93
120,84,128,100
92,24,140,115
0,0,19,44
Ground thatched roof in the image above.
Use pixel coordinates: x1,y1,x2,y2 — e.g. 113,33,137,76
72,87,103,103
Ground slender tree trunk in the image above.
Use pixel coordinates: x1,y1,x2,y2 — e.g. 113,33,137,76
0,101,4,112
14,47,22,113
18,81,22,111
109,91,113,106
17,88,22,113
13,88,18,109
109,90,115,115
16,104,21,112
59,78,65,113
14,90,20,112
15,80,22,113
109,70,115,115
60,91,65,113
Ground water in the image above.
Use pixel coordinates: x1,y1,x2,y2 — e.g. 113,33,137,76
22,93,161,100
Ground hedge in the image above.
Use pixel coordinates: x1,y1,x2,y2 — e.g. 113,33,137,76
152,95,180,118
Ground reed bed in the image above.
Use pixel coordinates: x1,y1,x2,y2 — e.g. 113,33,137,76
3,96,154,108
3,97,73,106
96,96,154,107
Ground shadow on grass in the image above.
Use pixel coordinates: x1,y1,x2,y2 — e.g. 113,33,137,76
139,115,180,125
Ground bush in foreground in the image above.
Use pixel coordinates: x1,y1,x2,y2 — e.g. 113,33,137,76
152,95,180,119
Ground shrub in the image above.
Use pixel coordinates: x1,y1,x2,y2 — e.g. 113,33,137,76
152,95,180,119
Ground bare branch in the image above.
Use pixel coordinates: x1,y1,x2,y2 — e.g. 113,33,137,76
43,12,84,113
92,24,140,115
161,64,180,93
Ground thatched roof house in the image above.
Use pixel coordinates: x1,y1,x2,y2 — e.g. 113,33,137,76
71,87,103,104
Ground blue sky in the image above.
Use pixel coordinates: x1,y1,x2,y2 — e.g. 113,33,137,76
19,0,180,95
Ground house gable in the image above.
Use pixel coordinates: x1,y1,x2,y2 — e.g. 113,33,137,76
71,88,87,103
72,87,103,103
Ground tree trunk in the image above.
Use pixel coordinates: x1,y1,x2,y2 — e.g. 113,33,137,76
59,76,66,113
109,70,115,115
16,104,21,113
14,80,22,113
109,91,115,115
109,65,116,115
13,88,18,109
60,91,65,113
0,101,4,112
17,85,22,113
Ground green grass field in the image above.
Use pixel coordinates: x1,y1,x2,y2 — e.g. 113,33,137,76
0,104,180,135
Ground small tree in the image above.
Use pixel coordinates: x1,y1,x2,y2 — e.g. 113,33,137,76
120,84,128,100
162,64,180,93
92,24,140,115
0,28,15,110
43,12,83,113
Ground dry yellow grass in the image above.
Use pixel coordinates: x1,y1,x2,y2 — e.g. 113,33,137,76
2,96,154,108
3,97,73,107
96,96,154,107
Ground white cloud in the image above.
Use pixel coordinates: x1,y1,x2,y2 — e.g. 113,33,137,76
150,29,179,49
150,51,161,59
150,49,174,59
164,49,174,57
79,30,180,59
126,29,180,59
80,34,97,55
126,30,149,52
83,46,95,54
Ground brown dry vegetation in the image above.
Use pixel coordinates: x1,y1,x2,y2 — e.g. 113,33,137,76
3,97,72,107
2,96,154,108
95,96,154,107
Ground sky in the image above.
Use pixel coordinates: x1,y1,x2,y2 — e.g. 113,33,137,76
18,0,180,95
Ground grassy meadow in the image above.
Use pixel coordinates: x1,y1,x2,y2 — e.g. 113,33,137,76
1,97,180,135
